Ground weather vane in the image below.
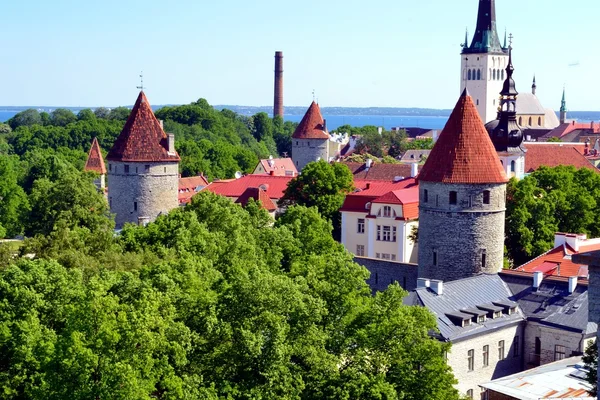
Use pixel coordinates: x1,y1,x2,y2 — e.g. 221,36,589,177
137,71,145,91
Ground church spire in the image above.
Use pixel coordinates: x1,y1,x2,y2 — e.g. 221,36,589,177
462,0,506,55
532,75,537,95
560,87,567,124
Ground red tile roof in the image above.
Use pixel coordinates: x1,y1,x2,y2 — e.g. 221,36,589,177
201,174,293,200
340,178,418,213
345,162,421,181
178,175,209,205
107,91,180,162
523,143,596,173
84,137,106,174
256,158,298,176
292,102,329,139
514,242,599,278
541,121,600,140
418,91,507,184
235,187,277,211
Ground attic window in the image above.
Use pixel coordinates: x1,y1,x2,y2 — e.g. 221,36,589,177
494,311,502,319
478,315,486,323
145,165,150,172
508,307,516,315
463,319,471,327
449,191,457,205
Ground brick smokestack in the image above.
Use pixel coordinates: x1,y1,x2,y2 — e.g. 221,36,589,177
273,51,284,118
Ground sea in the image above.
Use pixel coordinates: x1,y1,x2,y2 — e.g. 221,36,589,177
2,110,599,132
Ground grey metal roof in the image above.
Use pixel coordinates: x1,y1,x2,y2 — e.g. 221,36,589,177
400,150,431,162
499,273,591,333
516,93,546,116
413,274,525,342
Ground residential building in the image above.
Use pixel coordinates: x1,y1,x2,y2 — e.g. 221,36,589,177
418,90,508,282
340,178,419,263
201,174,292,209
235,187,277,217
480,356,593,399
178,175,209,205
106,91,180,228
344,160,420,181
84,137,107,191
399,149,431,163
513,232,600,279
253,157,297,177
522,143,596,173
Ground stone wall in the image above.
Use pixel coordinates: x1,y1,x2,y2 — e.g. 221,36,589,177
108,161,179,228
523,321,592,369
448,323,524,398
353,256,417,292
418,182,506,282
292,138,329,171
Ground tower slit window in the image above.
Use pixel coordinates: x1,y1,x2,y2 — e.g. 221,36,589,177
483,190,490,204
449,191,457,205
433,250,437,266
481,249,487,270
423,189,428,203
124,165,129,174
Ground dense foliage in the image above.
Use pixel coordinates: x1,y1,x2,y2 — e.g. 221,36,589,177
505,166,600,266
0,191,460,399
336,125,433,158
583,340,597,396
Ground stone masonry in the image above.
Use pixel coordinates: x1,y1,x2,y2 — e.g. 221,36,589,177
418,182,506,282
292,138,329,171
353,256,418,292
108,161,179,229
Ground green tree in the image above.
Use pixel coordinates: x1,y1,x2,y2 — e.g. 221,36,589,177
50,109,77,126
108,106,131,121
0,155,29,237
8,109,42,130
251,112,273,142
94,107,110,119
583,340,597,397
77,108,96,122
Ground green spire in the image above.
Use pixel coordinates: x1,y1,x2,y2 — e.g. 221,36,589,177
560,87,567,113
503,29,507,48
464,28,469,47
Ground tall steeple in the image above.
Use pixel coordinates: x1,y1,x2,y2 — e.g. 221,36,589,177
462,0,507,55
560,87,567,124
485,46,523,152
532,75,537,95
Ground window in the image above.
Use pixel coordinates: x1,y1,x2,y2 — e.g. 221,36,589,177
513,336,520,357
468,70,472,80
493,69,496,80
133,201,137,211
510,160,516,173
383,206,392,218
478,315,486,323
477,69,481,80
538,117,542,126
482,345,489,367
433,250,437,266
381,253,391,260
109,163,112,171
377,225,381,241
476,99,479,106
164,167,167,173
424,189,428,203
357,219,365,234
555,345,566,361
377,226,396,242
124,164,130,173
296,141,298,145
535,337,541,355
481,250,487,270
528,117,532,126
519,116,523,125
375,252,380,259
467,349,474,371
356,245,365,256
449,191,457,205
467,389,473,399
483,190,490,204
498,340,505,360
392,254,396,261
145,164,150,172
383,226,391,241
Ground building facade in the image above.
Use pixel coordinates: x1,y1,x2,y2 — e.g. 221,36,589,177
106,91,180,228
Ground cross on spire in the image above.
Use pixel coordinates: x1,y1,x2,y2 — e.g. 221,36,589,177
137,71,145,91
508,33,514,48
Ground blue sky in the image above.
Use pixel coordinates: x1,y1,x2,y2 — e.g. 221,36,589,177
1,0,597,111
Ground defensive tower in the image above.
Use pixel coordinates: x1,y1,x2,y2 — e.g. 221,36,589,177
291,101,329,171
460,0,509,123
417,89,508,282
84,137,107,191
106,91,180,228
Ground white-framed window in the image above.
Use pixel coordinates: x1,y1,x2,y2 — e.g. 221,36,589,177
555,345,566,361
381,253,391,260
375,252,380,259
357,219,365,234
483,345,489,367
356,245,365,256
377,225,397,242
467,349,474,371
383,206,391,217
498,340,505,360
467,389,473,399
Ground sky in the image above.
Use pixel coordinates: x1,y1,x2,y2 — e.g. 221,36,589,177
1,0,598,111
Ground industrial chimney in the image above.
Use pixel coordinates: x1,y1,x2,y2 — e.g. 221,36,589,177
273,51,284,118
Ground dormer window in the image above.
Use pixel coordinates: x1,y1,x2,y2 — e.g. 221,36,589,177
463,319,471,327
494,311,502,319
478,315,486,323
383,206,391,218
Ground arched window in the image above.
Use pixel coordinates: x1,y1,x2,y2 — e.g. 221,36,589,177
510,160,516,172
518,117,523,125
501,70,505,80
493,69,496,80
468,69,472,80
528,117,532,126
383,206,391,218
449,191,457,205
538,117,542,126
477,69,481,80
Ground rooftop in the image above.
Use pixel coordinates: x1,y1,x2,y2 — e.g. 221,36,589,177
201,174,293,200
235,187,277,211
84,137,106,174
522,143,596,172
344,162,420,181
291,102,329,140
255,157,297,176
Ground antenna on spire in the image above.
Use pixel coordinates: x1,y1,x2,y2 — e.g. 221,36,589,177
137,71,145,91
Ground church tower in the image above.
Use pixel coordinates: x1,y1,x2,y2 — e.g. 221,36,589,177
485,46,526,179
460,0,509,123
418,89,508,283
107,91,180,228
291,101,330,171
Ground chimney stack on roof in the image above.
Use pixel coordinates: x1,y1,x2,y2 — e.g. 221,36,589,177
410,162,419,178
568,276,578,294
417,278,430,289
533,271,543,290
167,133,176,155
430,279,444,296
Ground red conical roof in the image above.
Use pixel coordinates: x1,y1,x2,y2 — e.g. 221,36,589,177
418,90,507,184
84,137,107,174
292,101,329,139
106,91,180,162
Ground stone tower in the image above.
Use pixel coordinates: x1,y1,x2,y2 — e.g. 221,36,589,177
84,137,107,191
417,90,508,283
106,91,180,228
291,101,330,171
485,46,526,179
460,0,509,123
560,87,567,124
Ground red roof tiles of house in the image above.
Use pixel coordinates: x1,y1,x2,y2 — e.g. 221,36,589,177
235,187,277,211
340,178,417,213
84,137,106,174
255,158,298,176
291,102,329,139
107,91,180,162
345,162,421,181
523,143,596,173
178,175,210,205
540,121,600,140
201,174,293,201
418,90,507,184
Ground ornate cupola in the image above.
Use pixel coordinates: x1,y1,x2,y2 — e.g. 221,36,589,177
462,0,507,55
485,47,523,152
